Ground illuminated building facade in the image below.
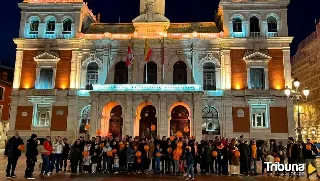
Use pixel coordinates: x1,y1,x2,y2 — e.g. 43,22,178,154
291,22,320,142
10,0,294,142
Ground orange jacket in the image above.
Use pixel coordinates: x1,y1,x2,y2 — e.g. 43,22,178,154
43,141,53,155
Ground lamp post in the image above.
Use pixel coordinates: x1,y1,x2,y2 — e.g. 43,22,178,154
284,79,310,143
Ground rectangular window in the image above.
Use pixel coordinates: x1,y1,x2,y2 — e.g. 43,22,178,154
37,68,54,89
34,105,50,127
0,87,4,101
251,104,268,128
250,68,265,89
46,21,56,33
203,72,216,90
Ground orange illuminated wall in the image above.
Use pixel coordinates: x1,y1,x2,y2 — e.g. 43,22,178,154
55,51,72,89
268,50,285,90
51,106,68,131
231,49,247,90
20,51,37,89
15,106,33,130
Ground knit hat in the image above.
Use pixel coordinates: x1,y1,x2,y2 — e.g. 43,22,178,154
31,134,37,139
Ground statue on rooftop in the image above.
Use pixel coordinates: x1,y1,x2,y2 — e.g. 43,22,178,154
133,0,169,22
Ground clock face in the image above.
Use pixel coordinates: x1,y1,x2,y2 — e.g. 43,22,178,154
82,106,91,119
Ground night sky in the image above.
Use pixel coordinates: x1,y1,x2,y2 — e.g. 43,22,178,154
1,0,320,67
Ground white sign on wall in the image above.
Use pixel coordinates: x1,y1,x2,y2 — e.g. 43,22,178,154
237,109,244,117
22,112,27,117
56,110,64,116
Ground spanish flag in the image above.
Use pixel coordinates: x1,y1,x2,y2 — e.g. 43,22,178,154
144,39,152,62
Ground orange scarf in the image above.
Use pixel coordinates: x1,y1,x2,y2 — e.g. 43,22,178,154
251,145,257,158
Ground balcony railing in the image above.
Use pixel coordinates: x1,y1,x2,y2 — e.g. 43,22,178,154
267,32,278,37
28,33,39,39
250,32,261,37
62,32,72,39
44,32,56,39
231,32,245,38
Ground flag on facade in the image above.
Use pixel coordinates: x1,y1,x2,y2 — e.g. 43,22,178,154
126,45,134,67
144,39,152,62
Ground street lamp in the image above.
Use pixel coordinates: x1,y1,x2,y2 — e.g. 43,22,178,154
284,78,309,143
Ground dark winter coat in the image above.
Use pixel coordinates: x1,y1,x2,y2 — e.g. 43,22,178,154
69,143,81,161
5,136,24,158
126,147,135,163
26,138,38,158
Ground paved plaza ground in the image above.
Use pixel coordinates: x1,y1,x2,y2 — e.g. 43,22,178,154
0,150,319,181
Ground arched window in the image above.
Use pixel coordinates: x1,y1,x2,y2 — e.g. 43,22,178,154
86,62,99,86
267,16,277,32
62,18,72,33
114,61,128,84
250,16,260,36
202,106,220,135
46,17,56,33
144,61,157,84
232,17,242,32
79,106,91,133
29,18,39,34
173,61,187,84
203,62,216,90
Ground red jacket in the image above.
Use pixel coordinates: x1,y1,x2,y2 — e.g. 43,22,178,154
43,141,53,155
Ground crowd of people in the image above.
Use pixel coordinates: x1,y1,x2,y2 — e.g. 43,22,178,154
3,131,320,180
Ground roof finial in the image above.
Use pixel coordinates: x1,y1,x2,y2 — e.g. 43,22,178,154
97,13,101,23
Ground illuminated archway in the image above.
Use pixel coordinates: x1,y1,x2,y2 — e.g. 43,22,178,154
135,102,152,136
101,101,120,136
139,105,157,139
168,102,191,137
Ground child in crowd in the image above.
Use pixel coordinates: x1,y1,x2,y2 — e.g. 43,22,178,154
185,147,194,180
114,153,119,174
127,144,135,174
91,152,98,173
154,144,161,175
83,153,91,174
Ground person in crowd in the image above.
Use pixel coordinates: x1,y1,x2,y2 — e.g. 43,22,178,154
185,146,194,180
204,141,214,174
52,136,63,173
154,144,161,175
286,137,298,177
83,151,91,174
103,142,112,173
148,137,155,172
91,151,98,173
276,141,286,176
113,153,120,174
78,136,86,172
127,143,135,174
4,131,24,178
24,134,38,180
303,138,320,178
229,138,239,176
69,139,81,173
249,139,258,176
61,138,70,172
239,139,250,175
41,136,53,177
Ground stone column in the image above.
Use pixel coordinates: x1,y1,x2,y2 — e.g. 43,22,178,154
223,50,231,90
69,51,78,89
159,95,167,137
283,48,292,89
286,100,295,138
76,53,83,89
247,68,251,89
261,21,268,37
8,98,18,132
243,21,250,37
52,67,57,88
67,98,78,133
89,95,99,137
13,50,23,89
216,68,221,90
223,99,233,137
35,68,41,89
220,51,225,89
56,23,63,38
193,94,202,142
38,23,46,38
264,68,269,89
124,94,134,136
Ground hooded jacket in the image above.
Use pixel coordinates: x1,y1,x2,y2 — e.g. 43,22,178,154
26,136,38,158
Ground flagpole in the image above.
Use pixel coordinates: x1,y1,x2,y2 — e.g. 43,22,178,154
146,60,148,83
162,37,165,83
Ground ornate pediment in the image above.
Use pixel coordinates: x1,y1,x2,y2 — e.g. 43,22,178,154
34,51,60,61
243,50,271,63
199,51,221,68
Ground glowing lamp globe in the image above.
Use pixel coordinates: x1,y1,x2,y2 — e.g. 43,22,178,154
303,87,310,97
284,86,291,97
293,79,300,88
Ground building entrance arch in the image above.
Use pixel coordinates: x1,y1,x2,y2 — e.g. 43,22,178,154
101,102,123,137
168,102,191,137
139,105,157,139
